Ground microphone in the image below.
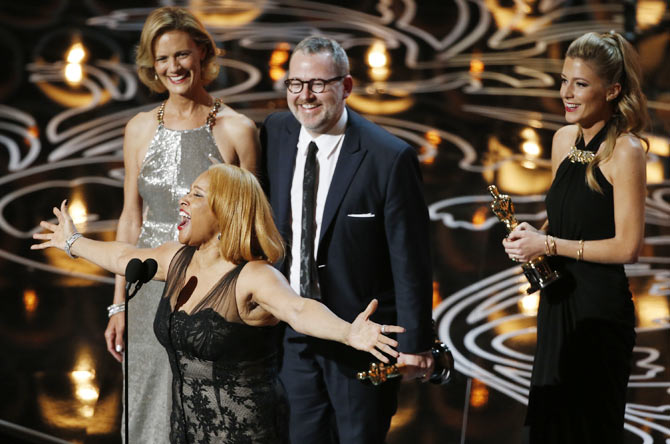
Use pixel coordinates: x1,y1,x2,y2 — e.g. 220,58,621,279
130,258,159,298
143,258,158,282
124,258,144,292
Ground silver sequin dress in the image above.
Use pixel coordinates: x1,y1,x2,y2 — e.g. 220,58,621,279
125,101,223,444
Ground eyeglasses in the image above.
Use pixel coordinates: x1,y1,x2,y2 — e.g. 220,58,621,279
284,76,345,94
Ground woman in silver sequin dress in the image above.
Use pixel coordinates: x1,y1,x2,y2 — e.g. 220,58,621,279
102,7,260,443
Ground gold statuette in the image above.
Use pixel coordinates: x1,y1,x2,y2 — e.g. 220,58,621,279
357,362,401,386
358,331,454,386
488,185,560,294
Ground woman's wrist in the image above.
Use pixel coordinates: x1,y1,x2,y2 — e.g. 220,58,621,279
64,232,83,258
107,303,125,318
545,235,557,256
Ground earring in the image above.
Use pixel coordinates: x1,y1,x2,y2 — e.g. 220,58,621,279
217,233,221,240
154,72,158,81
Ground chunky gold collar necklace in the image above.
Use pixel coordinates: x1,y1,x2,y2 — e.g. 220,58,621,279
567,122,610,164
567,146,595,164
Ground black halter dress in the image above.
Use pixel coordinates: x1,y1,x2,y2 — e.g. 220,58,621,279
525,124,636,444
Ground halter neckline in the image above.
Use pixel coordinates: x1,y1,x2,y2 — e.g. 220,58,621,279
567,122,611,164
157,98,222,130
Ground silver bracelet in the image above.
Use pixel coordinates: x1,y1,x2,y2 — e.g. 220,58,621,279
64,232,83,258
107,303,125,318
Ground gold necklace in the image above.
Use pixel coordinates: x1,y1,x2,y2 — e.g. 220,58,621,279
157,98,222,129
567,145,595,164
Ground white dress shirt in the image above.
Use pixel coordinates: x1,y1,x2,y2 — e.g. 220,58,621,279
288,109,348,296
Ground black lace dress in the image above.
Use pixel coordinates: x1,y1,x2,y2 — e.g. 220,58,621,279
525,124,636,443
153,246,288,443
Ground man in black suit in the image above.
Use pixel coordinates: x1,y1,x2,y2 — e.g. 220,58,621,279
261,36,434,444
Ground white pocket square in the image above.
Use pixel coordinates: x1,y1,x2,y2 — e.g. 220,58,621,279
347,213,375,218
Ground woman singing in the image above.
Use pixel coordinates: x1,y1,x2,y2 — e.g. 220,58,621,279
34,164,403,443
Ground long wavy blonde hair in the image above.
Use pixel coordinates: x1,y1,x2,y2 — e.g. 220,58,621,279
566,32,649,192
207,164,285,265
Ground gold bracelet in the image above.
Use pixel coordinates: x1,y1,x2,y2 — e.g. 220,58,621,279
544,236,551,256
577,239,584,261
548,235,557,256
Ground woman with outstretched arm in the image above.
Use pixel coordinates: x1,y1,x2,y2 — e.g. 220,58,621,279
33,164,402,443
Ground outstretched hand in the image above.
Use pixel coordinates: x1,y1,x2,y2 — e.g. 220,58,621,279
31,200,77,252
347,299,404,363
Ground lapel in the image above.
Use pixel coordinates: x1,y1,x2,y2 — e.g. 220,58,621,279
319,109,367,246
276,117,300,231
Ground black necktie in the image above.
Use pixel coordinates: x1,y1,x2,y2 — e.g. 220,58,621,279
300,141,319,299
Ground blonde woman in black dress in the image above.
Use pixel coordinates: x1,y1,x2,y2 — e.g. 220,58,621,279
502,31,649,443
33,164,402,443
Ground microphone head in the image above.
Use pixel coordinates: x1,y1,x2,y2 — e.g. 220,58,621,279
143,258,158,283
124,258,144,284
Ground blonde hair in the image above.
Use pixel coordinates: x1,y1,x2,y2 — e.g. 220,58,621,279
207,164,284,264
566,31,649,193
135,7,220,93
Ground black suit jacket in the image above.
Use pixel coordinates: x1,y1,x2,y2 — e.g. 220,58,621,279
261,108,433,354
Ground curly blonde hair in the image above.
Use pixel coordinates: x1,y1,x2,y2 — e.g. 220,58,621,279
135,7,220,93
566,32,649,193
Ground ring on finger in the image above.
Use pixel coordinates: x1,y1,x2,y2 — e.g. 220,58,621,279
381,325,386,334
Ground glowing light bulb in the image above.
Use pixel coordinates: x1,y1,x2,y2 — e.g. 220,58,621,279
68,197,88,224
64,63,83,84
67,42,86,64
64,42,86,85
518,292,540,315
367,42,388,68
469,58,485,75
522,141,540,157
425,130,441,146
520,127,538,142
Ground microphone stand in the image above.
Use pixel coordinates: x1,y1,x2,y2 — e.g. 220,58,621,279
124,286,129,444
123,278,145,444
121,258,155,443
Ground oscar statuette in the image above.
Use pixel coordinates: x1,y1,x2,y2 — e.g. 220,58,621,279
487,185,560,294
357,326,454,386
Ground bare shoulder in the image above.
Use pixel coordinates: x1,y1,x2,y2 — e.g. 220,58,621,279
211,105,259,167
235,260,288,307
125,108,158,136
609,134,646,171
238,260,281,285
124,108,159,151
598,133,646,186
552,125,578,156
613,134,646,161
214,105,257,138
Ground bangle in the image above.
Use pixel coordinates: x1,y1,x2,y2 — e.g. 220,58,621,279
544,236,550,256
64,232,83,258
546,235,557,256
107,303,125,318
577,239,584,261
